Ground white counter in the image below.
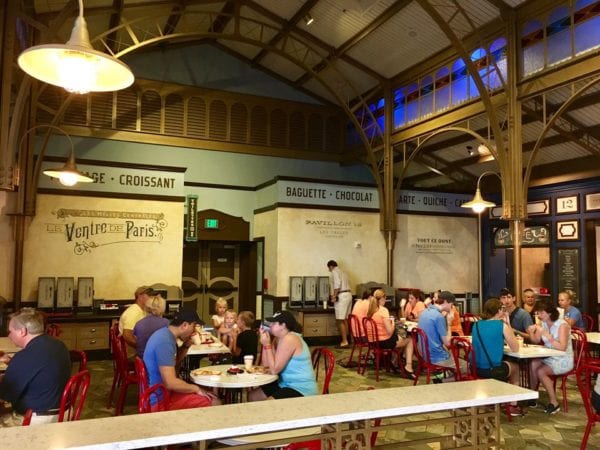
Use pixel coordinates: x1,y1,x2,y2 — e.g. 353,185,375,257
0,379,537,450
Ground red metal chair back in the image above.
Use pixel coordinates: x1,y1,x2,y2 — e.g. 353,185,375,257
461,313,480,336
46,323,61,337
361,317,402,382
410,327,455,385
347,314,368,373
449,337,477,381
582,313,595,332
69,349,87,373
576,362,600,450
134,356,150,396
311,347,335,394
139,383,171,413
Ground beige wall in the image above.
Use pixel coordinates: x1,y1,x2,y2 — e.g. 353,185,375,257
22,194,184,301
0,191,16,300
256,208,478,297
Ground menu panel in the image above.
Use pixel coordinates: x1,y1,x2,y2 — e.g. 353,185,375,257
557,248,579,303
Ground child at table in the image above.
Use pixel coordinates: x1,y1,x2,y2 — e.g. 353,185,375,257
231,311,258,365
211,297,228,333
219,309,238,351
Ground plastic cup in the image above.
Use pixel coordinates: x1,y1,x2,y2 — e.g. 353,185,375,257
244,355,254,370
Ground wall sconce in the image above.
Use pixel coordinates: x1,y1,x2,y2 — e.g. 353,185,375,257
17,0,134,94
304,14,315,26
21,124,94,186
461,171,501,213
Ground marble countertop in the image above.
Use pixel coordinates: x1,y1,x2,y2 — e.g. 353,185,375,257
586,332,600,345
0,379,537,450
0,337,20,354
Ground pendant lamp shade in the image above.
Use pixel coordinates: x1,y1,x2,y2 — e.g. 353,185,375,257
460,171,500,213
43,151,94,186
17,1,134,94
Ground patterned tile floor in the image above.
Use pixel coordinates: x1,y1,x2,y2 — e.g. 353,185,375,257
84,347,599,449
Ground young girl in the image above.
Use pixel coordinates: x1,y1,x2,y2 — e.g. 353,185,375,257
231,311,258,365
219,309,238,351
211,298,228,332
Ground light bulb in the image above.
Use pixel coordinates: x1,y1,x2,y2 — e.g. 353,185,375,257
59,171,79,186
56,50,100,94
472,204,486,214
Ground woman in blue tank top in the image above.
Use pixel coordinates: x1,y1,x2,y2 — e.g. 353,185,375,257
248,310,318,400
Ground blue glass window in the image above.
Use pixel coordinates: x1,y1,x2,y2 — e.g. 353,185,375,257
574,0,600,55
522,20,545,76
435,67,450,112
406,83,419,123
489,38,507,90
393,88,406,129
469,48,488,99
451,59,468,105
547,7,571,66
420,75,434,117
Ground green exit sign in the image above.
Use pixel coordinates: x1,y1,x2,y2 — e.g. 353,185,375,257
205,218,219,229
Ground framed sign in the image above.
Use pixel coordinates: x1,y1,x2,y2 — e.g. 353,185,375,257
37,277,55,309
557,248,579,303
585,192,600,211
556,220,579,241
556,195,578,214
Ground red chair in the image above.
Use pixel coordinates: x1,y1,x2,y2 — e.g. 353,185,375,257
449,337,477,381
107,323,120,408
23,369,91,425
114,332,139,415
576,362,600,450
46,323,61,337
410,327,456,385
138,383,171,413
311,347,335,394
461,313,480,336
550,328,589,412
582,313,595,332
69,349,87,373
347,314,368,373
134,356,150,397
362,317,403,382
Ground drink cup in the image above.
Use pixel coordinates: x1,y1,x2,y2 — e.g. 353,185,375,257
399,317,406,326
244,355,254,370
191,333,201,346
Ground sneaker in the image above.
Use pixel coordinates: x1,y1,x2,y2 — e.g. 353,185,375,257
544,403,560,414
526,400,537,408
507,405,524,417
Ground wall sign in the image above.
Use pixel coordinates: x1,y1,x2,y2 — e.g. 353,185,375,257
557,248,579,302
585,192,600,211
556,195,578,214
556,220,579,241
493,225,550,247
46,208,168,254
274,180,472,214
185,195,198,242
490,199,550,218
38,162,186,198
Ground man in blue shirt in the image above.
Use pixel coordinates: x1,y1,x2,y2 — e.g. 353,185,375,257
143,309,220,410
0,308,70,426
500,288,533,339
417,291,461,381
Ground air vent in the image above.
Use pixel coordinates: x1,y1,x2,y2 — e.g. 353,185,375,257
164,93,184,135
116,88,137,131
289,111,306,149
250,106,268,145
230,103,248,143
308,113,324,151
209,100,227,140
187,97,207,138
141,90,161,133
90,92,114,129
270,109,287,147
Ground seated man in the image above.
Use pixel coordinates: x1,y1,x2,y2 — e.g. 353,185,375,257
500,288,533,340
119,286,153,358
143,309,221,410
417,291,463,382
133,294,169,358
0,308,71,426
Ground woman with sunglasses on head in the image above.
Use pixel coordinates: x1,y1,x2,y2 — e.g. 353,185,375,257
527,298,573,415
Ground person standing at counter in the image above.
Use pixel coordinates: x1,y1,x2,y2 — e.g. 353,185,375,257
143,309,220,410
327,260,352,349
249,311,317,400
0,308,70,426
119,286,153,357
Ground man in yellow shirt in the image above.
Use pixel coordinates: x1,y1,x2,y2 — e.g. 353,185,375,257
119,286,153,357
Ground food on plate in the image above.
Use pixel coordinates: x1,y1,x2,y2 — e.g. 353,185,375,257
227,366,244,374
192,369,222,376
246,366,269,374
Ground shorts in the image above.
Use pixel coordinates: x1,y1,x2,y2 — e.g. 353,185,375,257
261,381,303,399
167,391,212,410
378,333,399,349
334,292,352,320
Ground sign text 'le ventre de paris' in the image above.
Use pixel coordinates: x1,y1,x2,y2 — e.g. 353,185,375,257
38,162,185,198
277,180,473,214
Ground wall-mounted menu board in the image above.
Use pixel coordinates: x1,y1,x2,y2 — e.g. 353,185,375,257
557,248,579,303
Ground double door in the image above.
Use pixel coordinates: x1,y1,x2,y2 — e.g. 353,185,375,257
182,242,240,323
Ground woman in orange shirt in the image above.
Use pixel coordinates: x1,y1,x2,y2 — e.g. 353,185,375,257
402,290,425,321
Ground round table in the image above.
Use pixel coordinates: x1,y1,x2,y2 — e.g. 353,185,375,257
191,364,278,403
